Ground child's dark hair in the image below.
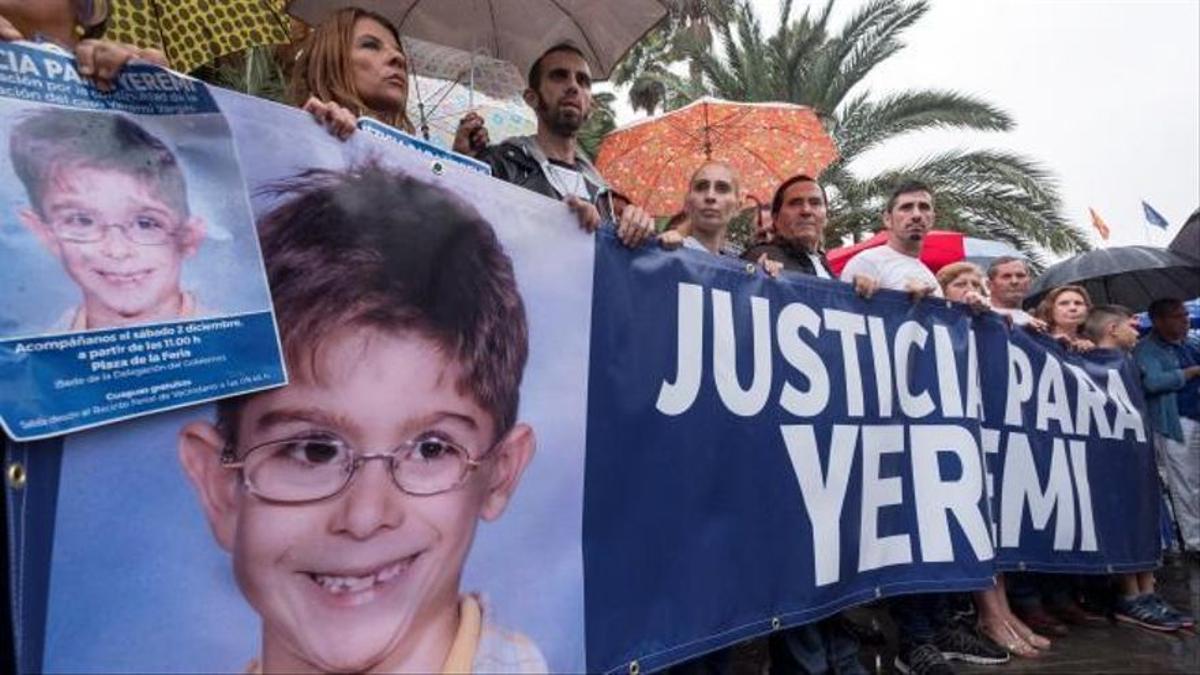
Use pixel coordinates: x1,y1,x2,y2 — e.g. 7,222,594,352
218,161,529,444
9,108,189,217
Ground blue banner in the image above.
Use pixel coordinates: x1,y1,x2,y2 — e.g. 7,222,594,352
582,235,1159,671
983,328,1159,573
585,237,999,672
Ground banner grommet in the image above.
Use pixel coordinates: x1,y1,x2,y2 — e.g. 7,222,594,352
629,660,640,675
6,461,26,489
771,616,782,630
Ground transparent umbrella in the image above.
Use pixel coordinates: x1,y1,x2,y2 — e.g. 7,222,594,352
401,37,535,148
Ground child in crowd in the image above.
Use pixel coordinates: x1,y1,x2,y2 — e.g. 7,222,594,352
178,163,546,673
1084,305,1194,632
10,108,208,332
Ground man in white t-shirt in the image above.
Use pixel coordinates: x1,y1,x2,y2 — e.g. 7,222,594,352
840,181,1013,674
839,180,941,298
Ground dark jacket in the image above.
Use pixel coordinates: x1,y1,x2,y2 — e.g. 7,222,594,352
479,135,609,203
742,241,833,277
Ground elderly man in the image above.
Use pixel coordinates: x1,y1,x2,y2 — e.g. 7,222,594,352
742,174,834,278
742,175,871,674
1135,298,1200,554
475,43,654,249
986,256,1047,328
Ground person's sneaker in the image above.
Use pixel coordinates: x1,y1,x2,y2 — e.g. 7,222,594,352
934,625,1011,665
1147,594,1195,629
894,642,956,675
1114,595,1182,632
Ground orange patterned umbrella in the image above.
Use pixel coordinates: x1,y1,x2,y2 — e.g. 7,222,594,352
595,97,838,217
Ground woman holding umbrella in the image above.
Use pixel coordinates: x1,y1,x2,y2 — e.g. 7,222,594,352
291,6,486,154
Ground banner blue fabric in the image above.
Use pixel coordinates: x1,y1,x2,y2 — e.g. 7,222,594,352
586,236,999,672
983,328,1160,573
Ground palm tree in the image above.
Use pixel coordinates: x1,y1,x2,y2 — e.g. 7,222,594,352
612,0,735,115
578,91,619,159
617,0,1089,261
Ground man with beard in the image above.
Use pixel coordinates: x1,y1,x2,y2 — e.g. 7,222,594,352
839,180,941,299
479,43,654,248
840,181,1009,675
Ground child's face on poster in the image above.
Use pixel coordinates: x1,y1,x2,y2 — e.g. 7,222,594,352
21,166,203,325
180,328,535,672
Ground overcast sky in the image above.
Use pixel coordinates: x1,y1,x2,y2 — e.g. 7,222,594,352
600,0,1200,255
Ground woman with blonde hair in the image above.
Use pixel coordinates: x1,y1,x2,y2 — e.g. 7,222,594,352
290,6,486,153
933,261,1052,657
936,262,987,305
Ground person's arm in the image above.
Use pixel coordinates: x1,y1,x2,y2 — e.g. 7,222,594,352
0,14,167,90
73,39,168,91
740,244,786,278
452,112,489,157
839,255,880,298
476,143,515,184
614,202,655,248
1135,342,1189,394
659,229,685,250
0,14,22,41
302,97,357,140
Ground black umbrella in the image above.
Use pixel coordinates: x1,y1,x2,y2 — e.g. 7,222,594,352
1024,245,1200,313
1169,208,1199,261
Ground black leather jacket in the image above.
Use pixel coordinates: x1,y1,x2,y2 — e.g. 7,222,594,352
478,135,610,204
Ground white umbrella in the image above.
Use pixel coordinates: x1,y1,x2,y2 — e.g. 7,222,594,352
409,74,535,149
404,35,526,101
286,0,669,81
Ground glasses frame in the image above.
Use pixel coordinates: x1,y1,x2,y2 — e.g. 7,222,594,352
47,214,181,246
221,434,496,505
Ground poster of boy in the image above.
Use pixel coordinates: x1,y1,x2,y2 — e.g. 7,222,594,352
38,87,591,673
0,43,285,441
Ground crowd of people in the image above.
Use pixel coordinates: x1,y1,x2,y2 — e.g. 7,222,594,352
1,2,1197,675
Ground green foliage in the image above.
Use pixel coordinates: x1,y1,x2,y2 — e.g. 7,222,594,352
192,47,289,104
579,92,618,160
613,0,1089,257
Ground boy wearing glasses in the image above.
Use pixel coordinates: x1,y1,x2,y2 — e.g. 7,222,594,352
178,163,545,673
10,108,207,332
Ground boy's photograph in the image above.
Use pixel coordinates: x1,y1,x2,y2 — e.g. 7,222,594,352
0,104,272,338
37,89,592,674
179,163,545,673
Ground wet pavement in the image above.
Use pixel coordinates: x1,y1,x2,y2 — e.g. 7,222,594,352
726,555,1199,674
954,556,1200,674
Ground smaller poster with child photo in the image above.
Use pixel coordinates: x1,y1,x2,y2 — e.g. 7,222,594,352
0,41,285,440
